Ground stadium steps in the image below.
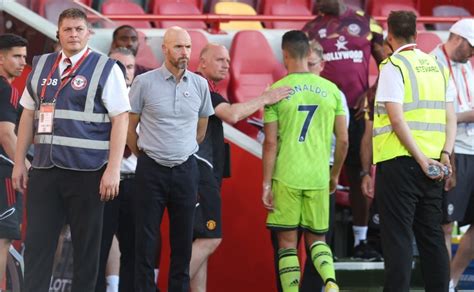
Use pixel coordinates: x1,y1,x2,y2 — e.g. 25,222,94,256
334,258,426,291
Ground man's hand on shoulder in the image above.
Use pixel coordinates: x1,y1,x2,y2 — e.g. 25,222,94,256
262,86,292,106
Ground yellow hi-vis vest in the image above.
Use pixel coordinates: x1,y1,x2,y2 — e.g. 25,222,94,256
373,50,449,164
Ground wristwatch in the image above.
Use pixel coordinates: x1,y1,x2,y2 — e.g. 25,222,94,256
359,170,370,178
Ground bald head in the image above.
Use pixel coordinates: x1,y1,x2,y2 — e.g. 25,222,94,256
162,26,192,70
198,43,230,82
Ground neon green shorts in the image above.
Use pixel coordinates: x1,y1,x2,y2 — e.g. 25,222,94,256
266,179,329,234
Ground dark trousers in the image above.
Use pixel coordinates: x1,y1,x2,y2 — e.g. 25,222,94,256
24,167,105,292
134,154,198,292
375,157,449,292
96,177,137,292
271,193,335,291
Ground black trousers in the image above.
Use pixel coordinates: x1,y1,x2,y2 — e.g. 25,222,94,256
96,177,137,292
271,193,335,291
375,157,449,292
134,154,198,292
24,167,105,292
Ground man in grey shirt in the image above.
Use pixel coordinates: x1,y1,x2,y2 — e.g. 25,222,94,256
127,27,214,292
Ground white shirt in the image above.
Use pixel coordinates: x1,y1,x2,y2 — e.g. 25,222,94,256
376,43,455,104
20,46,131,117
432,45,474,155
121,86,137,174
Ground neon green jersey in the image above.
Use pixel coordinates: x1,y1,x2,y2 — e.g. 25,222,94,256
264,72,345,190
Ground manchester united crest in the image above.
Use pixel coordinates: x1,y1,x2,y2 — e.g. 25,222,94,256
206,220,217,231
71,75,87,90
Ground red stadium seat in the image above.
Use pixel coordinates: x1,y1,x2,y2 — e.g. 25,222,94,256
101,1,152,28
154,2,207,29
335,190,351,207
416,31,442,54
260,0,312,16
379,3,425,31
367,0,415,16
149,0,203,13
432,5,471,31
135,31,160,70
228,31,286,139
268,3,312,30
42,0,84,22
187,30,208,72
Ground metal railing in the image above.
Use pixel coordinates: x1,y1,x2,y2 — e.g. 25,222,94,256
87,14,471,33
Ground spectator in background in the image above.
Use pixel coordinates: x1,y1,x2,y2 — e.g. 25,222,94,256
303,0,385,260
0,33,28,287
262,30,348,292
110,47,135,86
191,43,290,292
431,18,474,291
110,25,152,76
96,47,137,292
128,27,214,292
12,8,130,292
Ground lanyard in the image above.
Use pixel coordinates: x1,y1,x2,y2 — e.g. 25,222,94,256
40,49,90,103
442,45,472,109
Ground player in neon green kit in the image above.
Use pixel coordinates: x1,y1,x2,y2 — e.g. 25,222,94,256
262,31,348,292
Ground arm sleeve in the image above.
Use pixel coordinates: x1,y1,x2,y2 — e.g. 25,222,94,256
264,103,278,123
335,90,346,116
211,92,228,109
19,86,36,110
0,85,16,123
102,64,131,117
445,77,455,103
129,75,144,114
340,91,350,128
375,62,405,104
198,81,214,117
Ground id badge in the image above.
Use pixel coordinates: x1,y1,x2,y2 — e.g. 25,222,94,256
38,103,55,134
467,123,474,136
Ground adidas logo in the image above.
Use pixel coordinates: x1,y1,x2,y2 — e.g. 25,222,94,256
289,279,299,287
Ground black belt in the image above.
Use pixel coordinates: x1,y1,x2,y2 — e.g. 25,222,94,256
120,173,135,180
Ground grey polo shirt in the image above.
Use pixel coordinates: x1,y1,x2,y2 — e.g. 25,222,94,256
129,64,214,167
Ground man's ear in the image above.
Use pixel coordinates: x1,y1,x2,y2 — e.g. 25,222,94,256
200,57,207,69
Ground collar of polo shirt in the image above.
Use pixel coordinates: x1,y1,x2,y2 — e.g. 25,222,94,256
160,64,189,82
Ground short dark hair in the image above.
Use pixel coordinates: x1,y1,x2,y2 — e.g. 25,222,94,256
112,25,137,40
0,34,28,51
282,30,310,59
58,8,88,28
387,11,417,42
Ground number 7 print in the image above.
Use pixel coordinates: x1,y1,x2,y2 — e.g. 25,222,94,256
297,105,318,142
